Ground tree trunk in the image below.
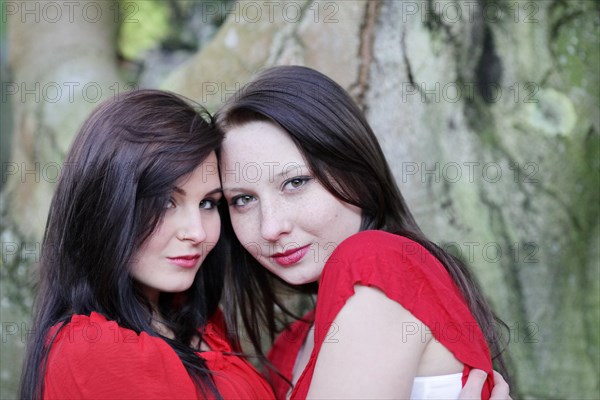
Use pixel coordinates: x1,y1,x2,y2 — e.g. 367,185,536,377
0,1,122,396
165,0,599,397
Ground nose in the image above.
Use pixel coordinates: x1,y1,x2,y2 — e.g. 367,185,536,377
178,210,207,244
259,199,292,242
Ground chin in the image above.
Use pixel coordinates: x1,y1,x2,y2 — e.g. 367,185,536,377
280,272,319,286
165,283,195,294
267,262,321,286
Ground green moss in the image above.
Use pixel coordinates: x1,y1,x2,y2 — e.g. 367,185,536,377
521,88,577,136
0,7,5,41
118,0,171,60
550,0,600,96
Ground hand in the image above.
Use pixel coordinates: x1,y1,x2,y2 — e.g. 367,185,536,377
459,369,511,400
490,370,511,400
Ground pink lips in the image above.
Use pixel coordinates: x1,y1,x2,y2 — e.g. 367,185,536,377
272,245,310,267
167,254,200,269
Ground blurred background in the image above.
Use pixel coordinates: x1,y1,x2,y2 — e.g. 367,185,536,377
0,0,598,398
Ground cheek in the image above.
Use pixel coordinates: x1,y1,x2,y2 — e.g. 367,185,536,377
136,229,164,259
129,248,149,280
231,214,262,256
301,195,337,228
205,217,221,247
230,213,253,242
308,194,361,240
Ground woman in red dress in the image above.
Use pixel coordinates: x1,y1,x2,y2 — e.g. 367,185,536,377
19,90,274,399
216,66,511,399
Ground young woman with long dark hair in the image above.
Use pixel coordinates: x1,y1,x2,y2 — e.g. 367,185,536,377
216,66,511,399
19,90,274,399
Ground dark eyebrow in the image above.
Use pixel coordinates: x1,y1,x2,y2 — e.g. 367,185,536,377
172,186,186,195
206,187,223,196
172,187,222,196
275,164,308,178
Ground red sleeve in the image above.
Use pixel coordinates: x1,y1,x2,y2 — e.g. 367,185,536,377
43,313,197,399
267,310,314,399
291,230,493,399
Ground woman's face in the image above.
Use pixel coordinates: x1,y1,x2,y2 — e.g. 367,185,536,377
131,152,222,303
221,121,362,285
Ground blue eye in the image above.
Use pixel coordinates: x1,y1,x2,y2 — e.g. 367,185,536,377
230,195,256,208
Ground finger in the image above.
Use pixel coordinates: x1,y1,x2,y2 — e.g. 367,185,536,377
458,368,487,400
490,370,511,400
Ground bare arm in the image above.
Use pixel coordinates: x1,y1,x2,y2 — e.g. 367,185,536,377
306,285,428,399
306,285,506,399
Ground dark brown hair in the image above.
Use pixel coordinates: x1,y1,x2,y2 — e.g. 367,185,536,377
20,89,225,398
216,65,509,383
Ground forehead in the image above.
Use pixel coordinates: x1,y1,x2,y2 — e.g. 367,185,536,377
178,152,220,189
221,121,307,180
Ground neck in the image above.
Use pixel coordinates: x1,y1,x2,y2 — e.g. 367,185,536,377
151,311,175,339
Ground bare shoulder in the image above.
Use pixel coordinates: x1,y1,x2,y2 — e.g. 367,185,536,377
331,285,431,353
307,285,429,398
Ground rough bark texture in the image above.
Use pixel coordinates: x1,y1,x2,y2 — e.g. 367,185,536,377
163,1,599,397
0,1,122,396
1,0,598,398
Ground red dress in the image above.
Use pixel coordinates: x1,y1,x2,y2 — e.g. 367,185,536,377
268,230,494,399
43,310,275,399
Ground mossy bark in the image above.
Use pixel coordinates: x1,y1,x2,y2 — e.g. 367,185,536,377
1,1,122,396
164,1,599,397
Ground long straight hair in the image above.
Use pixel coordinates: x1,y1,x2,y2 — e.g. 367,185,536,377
216,65,510,382
20,90,225,398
